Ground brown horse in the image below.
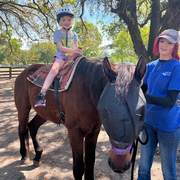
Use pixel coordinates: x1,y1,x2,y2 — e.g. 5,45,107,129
14,56,146,180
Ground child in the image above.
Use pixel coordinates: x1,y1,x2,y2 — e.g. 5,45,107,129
35,7,83,107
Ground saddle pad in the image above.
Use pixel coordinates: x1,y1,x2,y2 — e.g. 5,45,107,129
27,55,84,92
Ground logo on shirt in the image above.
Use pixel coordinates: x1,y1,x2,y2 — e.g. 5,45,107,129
162,72,171,76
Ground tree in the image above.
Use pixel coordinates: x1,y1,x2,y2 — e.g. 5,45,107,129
112,30,138,63
37,42,56,64
76,0,180,62
111,25,149,63
22,41,56,64
73,21,102,57
0,0,76,52
0,29,22,64
2,1,180,63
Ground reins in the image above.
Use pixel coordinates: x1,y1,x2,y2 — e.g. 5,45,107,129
130,125,149,180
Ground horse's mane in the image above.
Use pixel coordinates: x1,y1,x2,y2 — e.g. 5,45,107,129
76,57,107,105
76,57,136,104
115,63,136,101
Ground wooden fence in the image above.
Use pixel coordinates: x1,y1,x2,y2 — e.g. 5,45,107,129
0,66,28,79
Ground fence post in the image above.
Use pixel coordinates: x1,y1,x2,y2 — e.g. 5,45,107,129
9,67,12,79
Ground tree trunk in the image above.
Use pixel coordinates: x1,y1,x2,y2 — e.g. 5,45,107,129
112,0,180,63
148,0,160,60
116,0,150,62
161,0,180,31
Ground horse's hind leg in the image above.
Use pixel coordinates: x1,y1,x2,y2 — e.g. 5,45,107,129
84,129,101,180
14,75,32,163
18,108,31,163
28,114,46,166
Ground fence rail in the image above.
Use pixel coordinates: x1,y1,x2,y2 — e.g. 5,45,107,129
0,66,28,79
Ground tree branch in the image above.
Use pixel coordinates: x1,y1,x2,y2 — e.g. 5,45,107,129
79,0,88,34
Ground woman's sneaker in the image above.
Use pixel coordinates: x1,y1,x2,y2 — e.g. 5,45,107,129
35,93,46,107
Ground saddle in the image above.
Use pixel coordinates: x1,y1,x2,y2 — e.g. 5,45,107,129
27,54,83,92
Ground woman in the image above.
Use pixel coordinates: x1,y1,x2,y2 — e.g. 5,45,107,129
138,29,180,180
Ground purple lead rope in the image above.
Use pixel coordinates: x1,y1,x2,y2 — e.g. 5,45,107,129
110,142,132,155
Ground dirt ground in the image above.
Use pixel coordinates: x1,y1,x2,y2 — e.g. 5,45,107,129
0,78,180,180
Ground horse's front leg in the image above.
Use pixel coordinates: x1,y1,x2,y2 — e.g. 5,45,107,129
84,129,101,180
68,128,84,180
28,114,47,166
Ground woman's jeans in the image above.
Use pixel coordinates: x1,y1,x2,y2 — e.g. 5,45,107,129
138,123,180,180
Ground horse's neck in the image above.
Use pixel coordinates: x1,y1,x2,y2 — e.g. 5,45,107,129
80,59,107,106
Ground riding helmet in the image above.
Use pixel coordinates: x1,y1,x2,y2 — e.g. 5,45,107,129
57,7,74,23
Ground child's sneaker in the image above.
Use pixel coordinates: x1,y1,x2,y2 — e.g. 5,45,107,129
35,93,46,107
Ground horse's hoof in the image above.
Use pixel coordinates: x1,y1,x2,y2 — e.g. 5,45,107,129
21,158,30,164
33,159,42,167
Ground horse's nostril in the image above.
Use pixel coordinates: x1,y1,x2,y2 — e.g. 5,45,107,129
123,161,131,171
113,162,131,173
108,158,112,167
108,157,131,173
114,169,125,173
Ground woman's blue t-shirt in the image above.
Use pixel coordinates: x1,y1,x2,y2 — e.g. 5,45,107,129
143,58,180,131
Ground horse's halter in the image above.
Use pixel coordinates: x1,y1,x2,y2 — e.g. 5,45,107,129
110,141,132,155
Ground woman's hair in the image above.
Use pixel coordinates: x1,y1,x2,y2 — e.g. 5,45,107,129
153,38,179,60
59,16,74,27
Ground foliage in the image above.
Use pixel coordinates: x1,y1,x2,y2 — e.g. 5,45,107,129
0,0,76,57
21,41,56,65
38,42,56,64
75,0,180,62
73,21,102,57
0,0,103,63
1,0,180,64
111,31,138,63
0,0,76,40
111,25,149,63
0,29,22,65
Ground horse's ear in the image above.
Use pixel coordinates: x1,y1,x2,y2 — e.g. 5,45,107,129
134,55,147,84
103,57,117,83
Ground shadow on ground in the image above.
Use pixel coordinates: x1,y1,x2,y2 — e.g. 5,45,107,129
0,79,179,180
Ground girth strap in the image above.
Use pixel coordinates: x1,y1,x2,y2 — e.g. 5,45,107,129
54,77,65,126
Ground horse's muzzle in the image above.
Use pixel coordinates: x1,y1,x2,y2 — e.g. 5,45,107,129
108,157,131,173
